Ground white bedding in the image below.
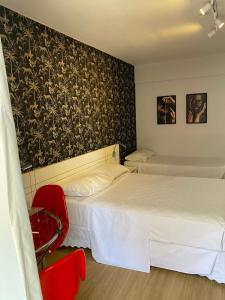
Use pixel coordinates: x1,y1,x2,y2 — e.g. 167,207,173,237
63,195,91,248
125,155,225,178
63,173,225,283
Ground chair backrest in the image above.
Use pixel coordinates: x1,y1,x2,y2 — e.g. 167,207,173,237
39,249,86,300
32,184,69,251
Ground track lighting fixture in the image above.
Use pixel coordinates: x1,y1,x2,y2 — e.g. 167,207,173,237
215,18,224,29
208,27,217,37
200,0,224,37
200,2,212,15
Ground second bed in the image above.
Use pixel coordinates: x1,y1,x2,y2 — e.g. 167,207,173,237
124,152,225,178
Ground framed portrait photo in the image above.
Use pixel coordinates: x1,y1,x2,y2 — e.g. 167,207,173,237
157,95,176,124
186,93,207,124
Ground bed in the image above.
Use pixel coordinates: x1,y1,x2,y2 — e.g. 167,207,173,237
124,151,225,179
63,171,225,284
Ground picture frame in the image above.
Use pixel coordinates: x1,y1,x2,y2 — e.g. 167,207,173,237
157,95,176,124
186,93,207,124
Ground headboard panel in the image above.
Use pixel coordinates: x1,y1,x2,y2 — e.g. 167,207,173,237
23,144,119,206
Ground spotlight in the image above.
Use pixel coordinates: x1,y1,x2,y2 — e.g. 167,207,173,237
215,18,225,29
200,3,212,15
208,27,217,37
200,0,225,37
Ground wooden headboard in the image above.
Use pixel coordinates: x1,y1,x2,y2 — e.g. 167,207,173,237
23,144,120,206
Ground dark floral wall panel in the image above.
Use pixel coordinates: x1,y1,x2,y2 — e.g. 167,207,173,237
0,6,136,169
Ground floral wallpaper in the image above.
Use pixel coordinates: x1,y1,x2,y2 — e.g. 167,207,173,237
0,6,136,170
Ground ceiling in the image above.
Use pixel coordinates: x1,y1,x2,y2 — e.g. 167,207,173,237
1,0,225,65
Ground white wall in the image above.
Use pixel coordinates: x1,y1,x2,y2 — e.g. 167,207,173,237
135,53,225,157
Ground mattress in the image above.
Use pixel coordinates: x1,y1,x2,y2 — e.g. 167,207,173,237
63,173,225,283
125,155,225,178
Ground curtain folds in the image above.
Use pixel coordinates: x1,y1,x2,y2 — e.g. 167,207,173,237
0,39,42,300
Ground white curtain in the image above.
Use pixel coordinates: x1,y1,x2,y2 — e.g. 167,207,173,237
0,39,42,299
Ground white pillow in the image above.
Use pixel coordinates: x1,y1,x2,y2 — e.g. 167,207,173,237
125,149,155,162
63,174,112,197
94,163,129,181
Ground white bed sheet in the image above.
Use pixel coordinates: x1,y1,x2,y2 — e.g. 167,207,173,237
124,155,225,178
63,173,225,283
63,195,91,248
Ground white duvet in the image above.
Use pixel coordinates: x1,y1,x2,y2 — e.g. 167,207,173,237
64,173,225,281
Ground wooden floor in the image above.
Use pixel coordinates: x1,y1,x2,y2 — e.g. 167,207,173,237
46,247,225,300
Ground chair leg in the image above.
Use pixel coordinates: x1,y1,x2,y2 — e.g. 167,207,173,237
37,253,46,270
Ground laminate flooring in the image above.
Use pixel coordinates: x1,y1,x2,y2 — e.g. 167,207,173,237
45,247,225,300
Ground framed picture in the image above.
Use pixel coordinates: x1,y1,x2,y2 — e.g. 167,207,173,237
186,93,207,124
157,95,176,124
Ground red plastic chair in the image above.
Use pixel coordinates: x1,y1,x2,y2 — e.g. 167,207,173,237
39,249,86,300
32,184,69,253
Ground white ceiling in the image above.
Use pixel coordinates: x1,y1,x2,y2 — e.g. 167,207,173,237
1,0,225,65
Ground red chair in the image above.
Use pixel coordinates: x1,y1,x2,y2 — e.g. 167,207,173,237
32,184,69,253
40,249,86,300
